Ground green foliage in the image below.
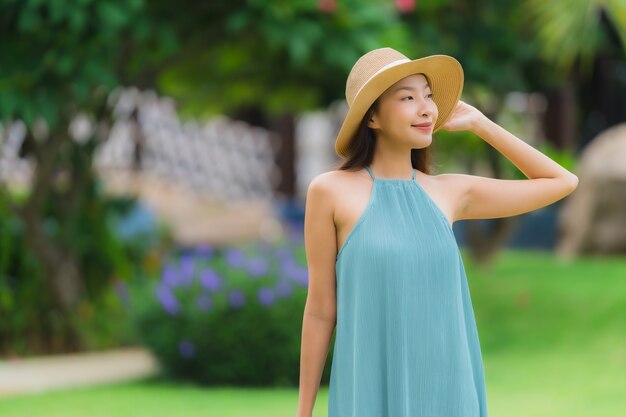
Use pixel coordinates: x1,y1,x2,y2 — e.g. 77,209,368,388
430,129,487,173
519,0,626,77
157,0,408,118
0,193,45,353
130,236,328,387
0,180,165,355
396,0,551,95
0,0,179,127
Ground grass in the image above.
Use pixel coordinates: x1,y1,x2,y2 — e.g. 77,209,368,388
0,377,314,417
1,248,625,417
466,248,626,353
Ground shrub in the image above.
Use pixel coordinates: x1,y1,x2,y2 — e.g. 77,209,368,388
129,229,329,387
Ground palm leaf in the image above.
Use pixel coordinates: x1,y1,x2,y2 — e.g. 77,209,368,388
520,0,626,75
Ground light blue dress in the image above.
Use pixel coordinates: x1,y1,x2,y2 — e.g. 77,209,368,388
328,165,488,417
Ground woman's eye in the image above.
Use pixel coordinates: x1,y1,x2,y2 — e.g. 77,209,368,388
402,94,434,100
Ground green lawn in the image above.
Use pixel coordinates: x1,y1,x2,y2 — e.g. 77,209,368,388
1,248,625,417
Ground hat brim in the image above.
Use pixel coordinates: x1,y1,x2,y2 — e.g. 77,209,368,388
335,55,464,158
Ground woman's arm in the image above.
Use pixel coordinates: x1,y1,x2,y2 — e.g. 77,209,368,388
297,173,338,417
438,102,579,221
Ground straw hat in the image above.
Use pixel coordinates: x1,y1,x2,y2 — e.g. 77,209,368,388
335,47,464,158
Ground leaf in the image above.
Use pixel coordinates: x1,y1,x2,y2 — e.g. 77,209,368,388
96,1,129,31
226,11,251,33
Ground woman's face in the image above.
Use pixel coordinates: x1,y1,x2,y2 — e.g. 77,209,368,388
367,73,438,149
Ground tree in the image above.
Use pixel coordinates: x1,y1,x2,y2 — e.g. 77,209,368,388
0,0,178,351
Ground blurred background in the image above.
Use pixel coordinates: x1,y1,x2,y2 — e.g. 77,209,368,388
1,0,625,416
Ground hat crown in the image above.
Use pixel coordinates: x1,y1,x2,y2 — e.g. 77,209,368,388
345,47,410,107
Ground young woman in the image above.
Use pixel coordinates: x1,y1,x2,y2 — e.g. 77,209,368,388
297,47,578,417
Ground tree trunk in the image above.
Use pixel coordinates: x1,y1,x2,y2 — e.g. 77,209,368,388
231,105,298,200
542,71,577,151
16,127,86,353
269,111,297,200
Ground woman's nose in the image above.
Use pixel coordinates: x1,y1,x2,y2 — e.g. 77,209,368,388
418,99,436,118
419,104,433,118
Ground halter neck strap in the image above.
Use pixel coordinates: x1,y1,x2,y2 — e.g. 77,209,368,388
365,165,376,180
365,165,416,181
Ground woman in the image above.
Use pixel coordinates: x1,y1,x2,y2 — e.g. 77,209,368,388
296,47,578,417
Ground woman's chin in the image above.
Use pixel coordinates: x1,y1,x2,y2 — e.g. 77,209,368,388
410,135,432,148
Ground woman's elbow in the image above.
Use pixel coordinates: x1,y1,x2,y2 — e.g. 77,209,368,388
304,292,337,324
564,174,579,195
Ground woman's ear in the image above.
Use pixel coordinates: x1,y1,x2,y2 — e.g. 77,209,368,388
367,113,379,130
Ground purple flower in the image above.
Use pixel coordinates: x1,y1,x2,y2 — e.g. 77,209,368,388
274,246,292,260
196,294,213,312
246,257,270,278
288,227,303,243
194,243,215,258
279,257,295,274
292,266,309,286
178,339,196,359
161,263,179,287
275,279,293,298
228,290,246,309
199,268,222,291
257,287,276,306
179,255,196,286
225,248,247,269
155,284,179,315
279,259,308,287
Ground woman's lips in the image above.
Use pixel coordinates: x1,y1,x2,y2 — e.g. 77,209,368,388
412,124,432,132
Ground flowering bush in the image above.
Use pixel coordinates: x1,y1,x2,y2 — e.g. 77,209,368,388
129,227,331,386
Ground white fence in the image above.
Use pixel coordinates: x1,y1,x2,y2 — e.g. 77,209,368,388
95,88,280,202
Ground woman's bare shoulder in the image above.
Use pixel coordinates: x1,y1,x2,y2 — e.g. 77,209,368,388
308,169,365,194
306,169,366,214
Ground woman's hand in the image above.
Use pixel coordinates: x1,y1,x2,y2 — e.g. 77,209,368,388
440,100,485,132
